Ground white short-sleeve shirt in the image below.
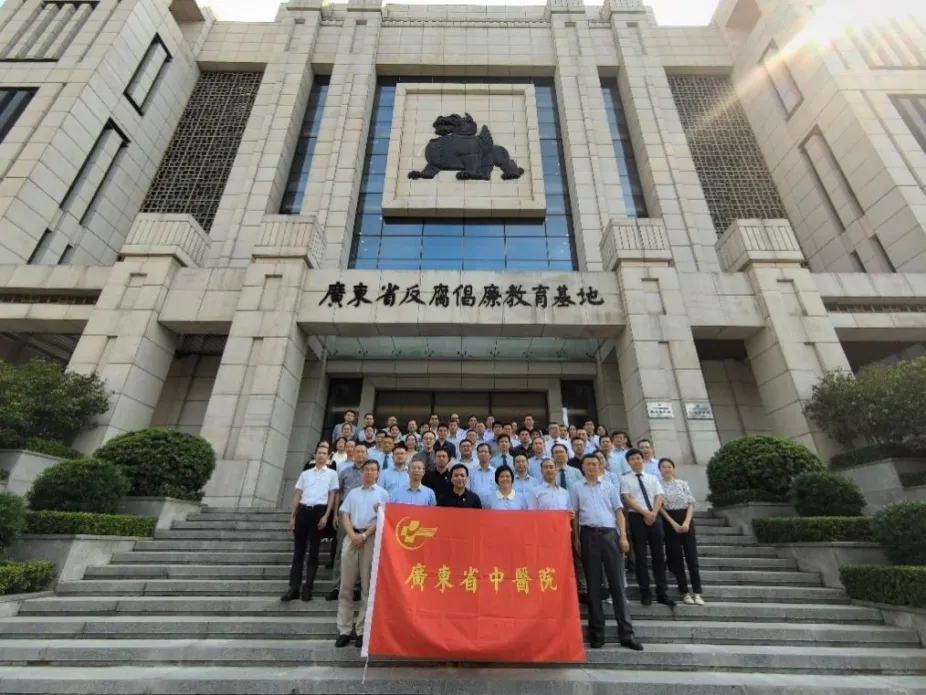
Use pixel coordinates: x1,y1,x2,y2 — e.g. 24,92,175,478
620,471,665,512
295,466,339,506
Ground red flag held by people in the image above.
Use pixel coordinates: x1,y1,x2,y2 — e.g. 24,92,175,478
362,503,585,663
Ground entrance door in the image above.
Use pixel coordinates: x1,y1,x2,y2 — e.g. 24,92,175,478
374,390,549,429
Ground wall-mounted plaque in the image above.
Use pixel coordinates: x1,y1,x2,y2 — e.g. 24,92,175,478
646,402,674,419
685,401,715,420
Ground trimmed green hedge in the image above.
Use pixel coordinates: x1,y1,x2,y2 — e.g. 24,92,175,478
830,444,926,471
753,516,873,543
28,458,129,514
872,502,926,566
24,510,156,537
0,560,55,595
22,438,83,460
791,471,865,517
841,565,926,609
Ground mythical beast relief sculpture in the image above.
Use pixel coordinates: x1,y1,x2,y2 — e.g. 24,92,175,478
408,113,525,182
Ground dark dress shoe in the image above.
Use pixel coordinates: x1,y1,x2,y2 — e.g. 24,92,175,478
353,587,361,601
589,638,605,649
301,585,313,601
657,596,677,608
620,637,644,651
641,595,652,606
356,635,363,648
280,587,300,602
335,634,352,648
326,588,339,601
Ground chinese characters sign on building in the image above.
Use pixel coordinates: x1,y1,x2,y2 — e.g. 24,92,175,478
319,282,605,309
363,504,585,663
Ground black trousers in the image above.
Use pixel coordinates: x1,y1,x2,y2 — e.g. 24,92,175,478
627,512,669,598
663,509,702,594
288,504,326,589
579,526,634,642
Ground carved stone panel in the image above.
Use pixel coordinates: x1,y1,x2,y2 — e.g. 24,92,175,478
382,83,545,218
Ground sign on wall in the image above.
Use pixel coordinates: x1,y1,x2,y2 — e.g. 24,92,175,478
318,282,605,309
685,402,715,420
646,402,674,419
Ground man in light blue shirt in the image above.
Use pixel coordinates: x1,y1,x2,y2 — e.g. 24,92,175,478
388,459,436,507
527,436,547,479
599,434,631,475
489,434,515,469
446,420,466,450
378,443,410,495
331,410,357,441
467,442,497,501
637,439,662,478
455,438,478,468
512,453,538,495
551,443,583,490
335,459,388,649
544,422,571,457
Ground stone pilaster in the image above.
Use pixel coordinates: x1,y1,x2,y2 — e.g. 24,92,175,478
717,219,850,459
604,217,721,499
69,214,210,452
546,0,627,271
200,223,316,507
209,9,323,267
602,0,719,273
300,0,382,269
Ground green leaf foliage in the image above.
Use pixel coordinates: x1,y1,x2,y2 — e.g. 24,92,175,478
0,560,55,595
830,443,926,471
753,516,873,543
0,359,109,444
94,428,216,500
28,458,129,514
24,510,156,537
0,492,26,551
841,565,926,609
707,435,826,507
871,502,926,566
791,471,866,517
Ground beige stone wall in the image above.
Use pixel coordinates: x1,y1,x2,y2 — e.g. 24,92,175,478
151,355,220,435
701,359,772,444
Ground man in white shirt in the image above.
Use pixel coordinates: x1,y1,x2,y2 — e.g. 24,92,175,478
467,442,497,501
282,442,338,603
636,438,662,478
456,438,478,468
620,448,675,607
544,422,570,457
447,419,466,449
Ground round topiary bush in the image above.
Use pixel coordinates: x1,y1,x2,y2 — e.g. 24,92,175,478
707,435,826,508
872,501,926,566
28,458,129,514
791,470,866,517
94,428,216,500
0,492,26,550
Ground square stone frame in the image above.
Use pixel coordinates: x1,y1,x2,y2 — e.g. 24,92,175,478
382,83,546,218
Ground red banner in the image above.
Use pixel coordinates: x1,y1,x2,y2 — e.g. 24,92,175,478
363,503,585,663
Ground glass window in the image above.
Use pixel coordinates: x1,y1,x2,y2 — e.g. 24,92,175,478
348,77,577,271
279,76,329,214
600,78,648,218
0,88,36,143
323,378,363,442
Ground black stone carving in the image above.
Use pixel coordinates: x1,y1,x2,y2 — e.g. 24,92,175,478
408,113,524,181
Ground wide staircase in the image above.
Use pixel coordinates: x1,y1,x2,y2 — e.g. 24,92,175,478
1,508,925,694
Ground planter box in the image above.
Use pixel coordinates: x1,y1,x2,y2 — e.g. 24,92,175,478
837,457,926,512
906,484,926,504
712,502,795,536
852,600,926,647
0,450,62,496
0,591,54,618
772,541,888,589
6,535,139,583
122,497,201,530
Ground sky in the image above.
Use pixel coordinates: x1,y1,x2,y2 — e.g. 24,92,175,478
199,0,721,26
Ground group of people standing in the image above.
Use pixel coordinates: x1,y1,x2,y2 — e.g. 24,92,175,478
283,410,704,652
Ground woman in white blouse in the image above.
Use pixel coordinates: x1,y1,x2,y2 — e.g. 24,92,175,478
658,458,704,606
330,437,350,469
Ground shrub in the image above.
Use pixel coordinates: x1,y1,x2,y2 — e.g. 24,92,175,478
28,458,129,514
841,565,926,609
94,428,216,500
0,359,109,444
0,492,26,550
21,438,83,460
753,516,873,543
830,443,926,471
706,435,826,507
0,560,55,595
24,510,156,537
806,358,926,451
791,471,866,517
871,501,926,566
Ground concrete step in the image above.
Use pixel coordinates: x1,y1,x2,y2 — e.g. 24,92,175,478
196,507,719,519
17,597,881,622
1,639,923,673
51,580,846,603
2,666,923,695
83,564,822,586
0,616,915,647
130,539,780,555
108,551,801,570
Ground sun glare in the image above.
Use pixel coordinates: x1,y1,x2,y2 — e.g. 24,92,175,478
789,0,920,51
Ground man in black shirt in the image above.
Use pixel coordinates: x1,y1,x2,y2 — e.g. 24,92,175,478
567,436,587,470
438,464,482,508
422,449,454,499
433,423,457,460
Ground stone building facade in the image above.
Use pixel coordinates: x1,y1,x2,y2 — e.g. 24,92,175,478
0,0,924,505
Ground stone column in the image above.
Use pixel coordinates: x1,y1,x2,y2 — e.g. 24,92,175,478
299,0,382,269
69,214,210,452
545,0,628,271
717,219,850,459
209,8,324,267
602,217,722,499
602,0,719,274
280,354,328,503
